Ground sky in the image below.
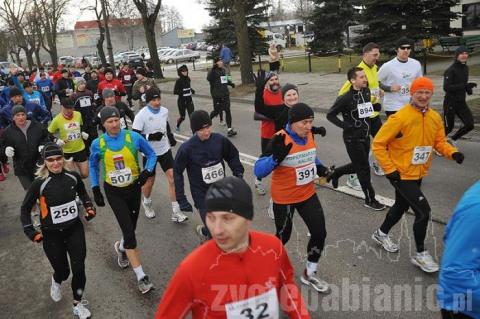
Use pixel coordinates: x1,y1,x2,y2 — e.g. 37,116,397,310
67,0,212,32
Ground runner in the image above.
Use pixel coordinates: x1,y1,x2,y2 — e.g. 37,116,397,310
35,71,55,115
55,69,75,100
132,87,188,222
254,102,330,293
96,88,135,131
89,106,156,294
117,63,136,109
207,57,237,137
443,46,476,146
378,37,422,117
326,67,385,210
20,143,95,319
173,64,195,132
86,70,101,105
48,98,89,178
0,88,50,126
437,180,480,319
371,77,465,273
155,176,310,318
132,67,157,109
97,68,126,104
173,110,244,240
71,78,97,153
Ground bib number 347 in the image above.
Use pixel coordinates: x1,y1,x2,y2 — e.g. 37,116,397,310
225,289,279,319
411,146,432,165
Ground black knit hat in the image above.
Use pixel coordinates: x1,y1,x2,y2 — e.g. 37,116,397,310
288,102,314,124
100,106,120,124
396,37,413,49
42,142,63,159
455,46,468,58
61,97,75,108
281,83,298,99
12,105,26,116
190,110,212,132
136,67,147,77
9,88,22,98
145,87,161,104
205,176,254,220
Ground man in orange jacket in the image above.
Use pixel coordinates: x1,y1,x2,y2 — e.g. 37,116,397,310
155,176,310,318
371,77,465,274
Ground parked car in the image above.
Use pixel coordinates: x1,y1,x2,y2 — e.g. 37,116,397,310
196,41,207,51
126,53,144,68
0,61,23,76
58,56,75,66
160,49,201,64
158,49,176,58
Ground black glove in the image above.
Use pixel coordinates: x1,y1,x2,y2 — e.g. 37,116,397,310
466,87,473,95
178,198,193,212
191,89,196,95
386,170,401,182
271,134,293,164
466,82,477,90
84,203,96,221
253,69,267,90
452,152,464,164
316,164,330,177
167,133,177,147
136,169,152,187
147,131,164,141
92,186,105,207
373,103,382,112
229,82,235,88
311,126,326,137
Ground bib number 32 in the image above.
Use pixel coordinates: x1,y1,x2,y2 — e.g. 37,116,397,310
225,289,279,319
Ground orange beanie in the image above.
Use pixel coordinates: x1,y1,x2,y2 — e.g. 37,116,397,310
410,77,434,95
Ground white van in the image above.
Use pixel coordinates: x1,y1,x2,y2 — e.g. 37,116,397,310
261,30,286,50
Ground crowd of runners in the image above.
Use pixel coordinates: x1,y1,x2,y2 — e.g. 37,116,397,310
0,37,479,319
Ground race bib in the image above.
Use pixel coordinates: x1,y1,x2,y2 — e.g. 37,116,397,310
67,131,81,142
357,102,374,118
411,146,432,165
124,75,131,81
120,118,127,129
202,163,224,184
295,162,316,186
225,288,279,319
220,76,228,84
41,86,50,92
50,200,78,224
94,93,99,100
400,85,410,96
79,97,92,107
371,88,380,100
141,94,146,102
109,168,133,186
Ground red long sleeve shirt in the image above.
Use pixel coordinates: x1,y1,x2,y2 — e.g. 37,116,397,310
97,79,126,102
261,89,284,139
155,231,310,319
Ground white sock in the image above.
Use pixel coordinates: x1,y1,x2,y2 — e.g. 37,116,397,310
228,127,232,131
306,261,317,277
143,196,151,204
119,239,125,252
378,229,387,237
133,265,146,281
172,201,179,210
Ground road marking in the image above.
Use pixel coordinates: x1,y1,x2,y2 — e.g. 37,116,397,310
174,132,396,208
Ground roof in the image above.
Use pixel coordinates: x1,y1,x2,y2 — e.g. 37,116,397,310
258,19,303,28
74,18,143,30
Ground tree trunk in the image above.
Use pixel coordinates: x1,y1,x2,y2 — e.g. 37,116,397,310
97,32,107,66
101,0,115,72
143,19,164,78
34,47,42,66
22,48,35,70
232,0,254,84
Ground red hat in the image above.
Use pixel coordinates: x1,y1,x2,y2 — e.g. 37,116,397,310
410,77,434,95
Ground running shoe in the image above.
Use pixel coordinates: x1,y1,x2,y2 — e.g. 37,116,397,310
142,199,155,219
219,120,226,126
371,229,399,253
0,172,5,182
372,162,385,176
254,179,266,196
171,209,188,223
50,276,62,302
73,300,91,319
364,199,386,211
196,225,209,243
447,137,458,148
300,270,329,293
114,241,130,269
227,128,237,137
138,275,154,294
346,174,362,191
175,126,180,132
411,251,439,273
267,198,274,220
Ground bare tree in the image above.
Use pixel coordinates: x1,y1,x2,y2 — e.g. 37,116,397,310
159,4,183,32
108,0,141,50
35,0,71,67
132,0,164,78
100,0,115,70
24,8,43,66
292,0,313,30
81,0,107,66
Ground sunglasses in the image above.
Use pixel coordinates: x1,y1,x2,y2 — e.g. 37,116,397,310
399,46,411,50
45,156,63,163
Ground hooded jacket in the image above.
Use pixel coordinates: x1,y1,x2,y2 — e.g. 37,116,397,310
207,66,233,98
173,66,195,102
443,46,470,102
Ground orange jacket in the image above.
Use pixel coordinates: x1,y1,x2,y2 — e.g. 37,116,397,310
372,104,457,180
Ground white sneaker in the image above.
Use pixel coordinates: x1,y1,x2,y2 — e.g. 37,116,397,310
371,229,399,253
346,174,362,191
411,251,439,273
300,270,329,293
372,162,385,176
219,120,226,126
73,300,91,319
143,199,155,218
434,149,443,157
267,198,274,220
50,276,62,302
171,209,188,223
254,179,266,196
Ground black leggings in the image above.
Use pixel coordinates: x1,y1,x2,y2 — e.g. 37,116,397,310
369,116,382,137
177,98,195,128
125,86,133,108
380,179,431,253
333,139,376,202
43,220,86,301
104,182,142,249
443,100,474,141
210,97,232,128
441,309,474,319
273,194,326,263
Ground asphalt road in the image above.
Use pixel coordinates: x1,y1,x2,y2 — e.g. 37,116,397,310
1,92,479,319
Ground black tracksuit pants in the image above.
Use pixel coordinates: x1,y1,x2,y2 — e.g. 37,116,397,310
43,220,86,301
177,98,195,128
380,179,431,253
210,97,231,128
443,100,474,141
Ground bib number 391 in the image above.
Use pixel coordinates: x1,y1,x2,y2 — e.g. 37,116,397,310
295,163,316,186
411,146,432,165
202,163,224,184
225,288,279,319
51,200,78,224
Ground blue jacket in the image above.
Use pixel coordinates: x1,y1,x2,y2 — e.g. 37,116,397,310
35,78,54,98
438,180,480,318
254,124,323,179
0,100,50,127
1,86,11,104
89,129,156,188
173,132,244,209
219,46,233,64
13,75,46,108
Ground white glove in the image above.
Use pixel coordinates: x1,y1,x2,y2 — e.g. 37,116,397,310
5,146,14,157
38,145,44,153
56,139,65,147
82,132,89,140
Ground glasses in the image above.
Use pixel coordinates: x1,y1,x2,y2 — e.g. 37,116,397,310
399,46,411,50
45,156,63,163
